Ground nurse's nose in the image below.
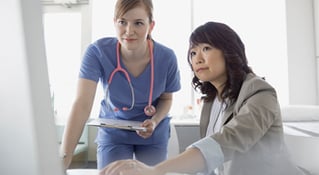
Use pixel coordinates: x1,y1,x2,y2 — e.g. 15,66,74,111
125,23,135,36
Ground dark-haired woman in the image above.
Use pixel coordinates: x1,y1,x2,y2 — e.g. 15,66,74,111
100,21,304,175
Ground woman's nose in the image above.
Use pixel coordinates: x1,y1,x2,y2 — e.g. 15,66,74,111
125,24,134,35
194,54,204,64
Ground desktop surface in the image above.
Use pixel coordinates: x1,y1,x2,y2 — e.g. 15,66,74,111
67,169,186,175
67,169,99,175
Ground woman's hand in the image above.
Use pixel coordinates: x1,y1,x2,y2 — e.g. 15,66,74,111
99,159,161,175
62,154,72,171
136,119,156,139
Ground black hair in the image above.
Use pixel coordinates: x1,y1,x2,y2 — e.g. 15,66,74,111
187,21,254,104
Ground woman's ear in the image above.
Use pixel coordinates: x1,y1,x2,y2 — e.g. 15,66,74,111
149,21,155,34
150,21,155,30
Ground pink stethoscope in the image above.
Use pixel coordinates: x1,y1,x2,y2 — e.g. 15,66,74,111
105,39,156,116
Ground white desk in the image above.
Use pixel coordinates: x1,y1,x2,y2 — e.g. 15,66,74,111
67,169,186,175
67,169,99,175
283,121,319,137
171,119,319,138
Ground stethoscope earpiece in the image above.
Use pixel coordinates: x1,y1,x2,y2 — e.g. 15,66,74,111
105,40,156,116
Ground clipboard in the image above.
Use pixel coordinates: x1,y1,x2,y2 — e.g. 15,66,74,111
86,118,147,132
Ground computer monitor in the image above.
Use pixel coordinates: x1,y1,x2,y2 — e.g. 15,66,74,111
0,1,64,175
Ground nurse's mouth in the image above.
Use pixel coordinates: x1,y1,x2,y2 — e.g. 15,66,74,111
124,38,137,42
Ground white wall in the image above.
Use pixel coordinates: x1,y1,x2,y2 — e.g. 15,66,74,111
0,1,64,175
286,0,318,104
314,0,319,102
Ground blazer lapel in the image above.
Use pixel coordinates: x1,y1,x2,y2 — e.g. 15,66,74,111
200,101,235,138
200,101,213,138
221,103,235,125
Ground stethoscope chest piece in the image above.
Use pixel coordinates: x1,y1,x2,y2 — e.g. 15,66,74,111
144,105,156,116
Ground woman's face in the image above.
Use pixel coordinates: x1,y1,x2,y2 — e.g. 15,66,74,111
189,43,227,89
114,6,154,51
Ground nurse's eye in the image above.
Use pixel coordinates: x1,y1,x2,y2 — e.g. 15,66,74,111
117,20,127,26
135,21,145,26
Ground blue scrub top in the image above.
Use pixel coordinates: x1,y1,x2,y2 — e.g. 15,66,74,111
79,37,181,145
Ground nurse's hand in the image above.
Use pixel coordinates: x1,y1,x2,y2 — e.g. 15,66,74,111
99,159,161,175
137,119,156,139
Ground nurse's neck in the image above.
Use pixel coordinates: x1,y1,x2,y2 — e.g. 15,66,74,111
121,41,150,62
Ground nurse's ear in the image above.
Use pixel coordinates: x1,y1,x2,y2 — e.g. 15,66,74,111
150,21,155,30
148,21,155,38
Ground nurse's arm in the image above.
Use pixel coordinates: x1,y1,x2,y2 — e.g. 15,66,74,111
138,93,173,138
60,78,97,169
151,92,173,127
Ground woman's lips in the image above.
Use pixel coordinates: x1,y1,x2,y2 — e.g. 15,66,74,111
124,38,137,42
196,67,208,73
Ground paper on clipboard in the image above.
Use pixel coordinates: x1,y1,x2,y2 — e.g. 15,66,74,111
86,118,147,132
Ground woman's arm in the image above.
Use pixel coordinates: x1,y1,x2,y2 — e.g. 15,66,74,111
155,147,207,174
100,147,207,175
138,92,173,138
60,78,97,169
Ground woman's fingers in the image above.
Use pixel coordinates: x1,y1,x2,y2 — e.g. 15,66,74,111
136,119,155,138
102,160,144,175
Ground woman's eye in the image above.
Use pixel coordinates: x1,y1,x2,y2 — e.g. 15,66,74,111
203,46,210,51
190,51,196,58
135,21,144,26
118,20,126,25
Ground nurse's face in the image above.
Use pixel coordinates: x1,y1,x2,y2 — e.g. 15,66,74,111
114,5,154,51
189,43,227,90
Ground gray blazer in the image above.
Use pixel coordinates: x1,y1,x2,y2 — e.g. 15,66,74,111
200,73,304,175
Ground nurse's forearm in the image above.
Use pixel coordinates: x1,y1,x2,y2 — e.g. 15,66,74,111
62,103,89,153
154,147,207,174
61,79,97,168
151,93,173,126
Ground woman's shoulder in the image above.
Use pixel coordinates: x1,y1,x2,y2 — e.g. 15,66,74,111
244,73,272,88
82,37,117,59
152,40,178,66
85,37,117,54
240,73,277,97
153,40,175,54
93,37,117,47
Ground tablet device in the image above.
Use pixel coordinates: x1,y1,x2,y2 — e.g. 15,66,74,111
86,118,147,132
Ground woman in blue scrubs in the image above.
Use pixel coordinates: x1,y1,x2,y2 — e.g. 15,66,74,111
60,0,181,170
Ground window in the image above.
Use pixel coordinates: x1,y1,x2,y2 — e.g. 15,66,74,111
44,0,288,122
42,4,92,123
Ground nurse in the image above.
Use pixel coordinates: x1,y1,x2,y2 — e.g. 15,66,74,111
60,0,181,170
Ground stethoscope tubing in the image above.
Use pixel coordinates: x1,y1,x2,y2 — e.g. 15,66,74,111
105,39,156,116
